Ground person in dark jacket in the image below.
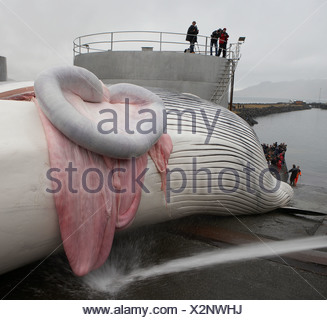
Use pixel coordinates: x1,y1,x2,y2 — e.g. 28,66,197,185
186,21,199,53
217,28,229,58
288,164,298,186
210,28,222,56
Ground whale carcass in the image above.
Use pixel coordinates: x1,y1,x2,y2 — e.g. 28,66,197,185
0,66,293,276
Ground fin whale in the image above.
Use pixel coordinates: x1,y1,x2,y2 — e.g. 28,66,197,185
0,66,293,276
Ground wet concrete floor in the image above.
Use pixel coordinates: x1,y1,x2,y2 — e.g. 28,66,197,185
0,184,326,300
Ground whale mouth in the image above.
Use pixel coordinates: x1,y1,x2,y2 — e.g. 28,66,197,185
34,66,172,276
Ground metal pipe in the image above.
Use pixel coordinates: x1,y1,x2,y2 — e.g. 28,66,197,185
72,31,241,57
229,62,235,111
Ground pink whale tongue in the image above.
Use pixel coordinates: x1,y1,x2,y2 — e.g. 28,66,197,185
36,101,172,277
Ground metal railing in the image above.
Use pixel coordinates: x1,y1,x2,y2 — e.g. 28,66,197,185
73,31,243,60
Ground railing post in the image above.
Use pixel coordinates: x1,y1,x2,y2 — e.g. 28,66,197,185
229,66,235,111
111,32,114,51
160,32,162,51
205,37,208,55
79,37,81,55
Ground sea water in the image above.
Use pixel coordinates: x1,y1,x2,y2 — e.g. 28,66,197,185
253,108,327,188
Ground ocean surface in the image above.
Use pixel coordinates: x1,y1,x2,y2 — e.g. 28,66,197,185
234,96,290,104
252,108,327,188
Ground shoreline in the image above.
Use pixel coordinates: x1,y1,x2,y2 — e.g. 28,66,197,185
232,102,326,126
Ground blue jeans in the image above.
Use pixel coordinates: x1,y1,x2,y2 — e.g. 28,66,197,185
210,39,218,55
189,41,195,53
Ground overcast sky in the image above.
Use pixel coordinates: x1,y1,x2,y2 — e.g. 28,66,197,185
1,0,327,90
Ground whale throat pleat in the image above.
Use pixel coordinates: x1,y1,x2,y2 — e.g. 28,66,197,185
35,102,171,276
32,66,172,276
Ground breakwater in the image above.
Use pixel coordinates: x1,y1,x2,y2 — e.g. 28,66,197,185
311,103,327,110
234,104,311,126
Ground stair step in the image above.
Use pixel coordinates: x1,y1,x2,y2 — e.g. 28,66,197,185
211,58,238,104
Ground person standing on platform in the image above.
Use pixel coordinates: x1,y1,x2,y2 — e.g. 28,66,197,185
186,21,199,53
210,28,221,56
217,28,229,58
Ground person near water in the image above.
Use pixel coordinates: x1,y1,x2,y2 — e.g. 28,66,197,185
186,21,199,53
293,166,302,186
277,157,282,171
288,164,297,186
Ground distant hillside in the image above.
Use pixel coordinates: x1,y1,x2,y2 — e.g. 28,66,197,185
234,79,327,103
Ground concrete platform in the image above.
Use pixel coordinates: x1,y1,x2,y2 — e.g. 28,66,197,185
74,51,230,106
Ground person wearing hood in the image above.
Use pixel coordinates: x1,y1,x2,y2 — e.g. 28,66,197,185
186,21,199,53
217,28,229,58
210,28,222,56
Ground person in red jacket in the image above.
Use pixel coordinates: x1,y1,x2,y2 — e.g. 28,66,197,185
218,28,229,58
293,166,302,186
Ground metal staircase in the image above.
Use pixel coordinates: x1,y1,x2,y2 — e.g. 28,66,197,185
210,42,242,105
210,59,234,104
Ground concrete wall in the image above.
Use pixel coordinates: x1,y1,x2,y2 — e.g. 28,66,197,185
74,51,229,107
0,56,7,81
